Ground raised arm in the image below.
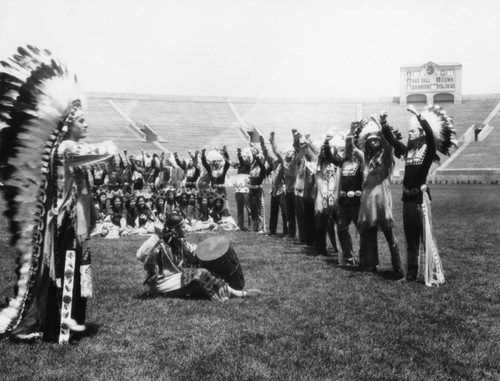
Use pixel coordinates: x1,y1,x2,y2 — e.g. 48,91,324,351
269,131,284,163
174,152,187,171
201,149,211,174
380,111,407,159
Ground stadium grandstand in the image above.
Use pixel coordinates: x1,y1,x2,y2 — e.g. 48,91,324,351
83,91,500,183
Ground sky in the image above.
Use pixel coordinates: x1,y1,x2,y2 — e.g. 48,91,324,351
0,0,499,98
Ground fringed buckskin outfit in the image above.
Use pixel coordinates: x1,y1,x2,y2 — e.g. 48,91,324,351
315,142,340,256
356,119,402,274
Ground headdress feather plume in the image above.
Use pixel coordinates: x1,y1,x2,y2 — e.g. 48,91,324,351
0,45,85,334
420,105,457,156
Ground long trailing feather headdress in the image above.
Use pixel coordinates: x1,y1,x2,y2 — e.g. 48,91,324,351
0,45,85,334
419,104,457,156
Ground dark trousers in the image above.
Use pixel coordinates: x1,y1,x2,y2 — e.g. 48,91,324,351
269,192,288,235
337,205,360,261
314,208,338,255
403,202,423,279
249,190,263,232
295,195,306,241
235,192,251,230
359,225,402,273
304,198,316,245
285,192,296,238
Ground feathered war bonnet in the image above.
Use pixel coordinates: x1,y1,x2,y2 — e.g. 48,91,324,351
353,116,403,153
0,46,85,334
353,118,380,152
418,105,457,156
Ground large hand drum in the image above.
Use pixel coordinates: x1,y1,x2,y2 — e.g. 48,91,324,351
195,236,245,290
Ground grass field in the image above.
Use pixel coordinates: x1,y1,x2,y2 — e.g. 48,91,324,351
1,184,500,381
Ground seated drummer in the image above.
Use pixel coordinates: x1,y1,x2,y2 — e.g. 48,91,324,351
136,214,261,300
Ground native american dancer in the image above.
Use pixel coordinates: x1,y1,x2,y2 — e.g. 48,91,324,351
233,147,252,231
263,134,288,237
136,215,260,300
322,123,365,265
0,46,117,343
382,105,456,286
174,150,201,192
354,117,403,276
270,130,299,239
247,147,267,233
316,133,342,257
201,147,231,198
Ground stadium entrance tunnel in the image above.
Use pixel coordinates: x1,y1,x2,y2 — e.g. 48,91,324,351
406,94,427,104
433,93,454,103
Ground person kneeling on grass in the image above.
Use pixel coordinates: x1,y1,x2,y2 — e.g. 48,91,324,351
136,214,261,300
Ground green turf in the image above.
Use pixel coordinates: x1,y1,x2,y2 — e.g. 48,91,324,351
1,184,499,380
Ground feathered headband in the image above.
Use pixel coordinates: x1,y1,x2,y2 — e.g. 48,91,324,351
0,46,85,334
419,105,457,156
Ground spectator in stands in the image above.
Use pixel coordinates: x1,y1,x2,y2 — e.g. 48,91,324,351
356,117,403,277
382,105,455,286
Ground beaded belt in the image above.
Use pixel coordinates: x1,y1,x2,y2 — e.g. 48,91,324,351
212,184,226,188
185,181,197,186
340,190,362,198
403,184,427,196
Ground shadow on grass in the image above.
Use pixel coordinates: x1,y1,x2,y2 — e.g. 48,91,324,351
71,323,101,342
132,290,210,302
377,269,405,281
